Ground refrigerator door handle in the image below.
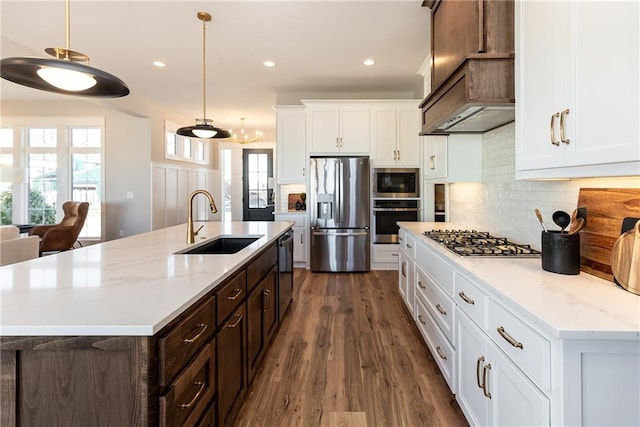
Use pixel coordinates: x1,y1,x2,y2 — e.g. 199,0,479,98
338,159,344,227
312,230,369,237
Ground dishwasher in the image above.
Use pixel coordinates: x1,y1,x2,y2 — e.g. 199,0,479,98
278,229,294,322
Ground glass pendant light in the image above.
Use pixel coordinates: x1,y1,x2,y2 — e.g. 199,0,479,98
176,12,230,140
0,0,129,97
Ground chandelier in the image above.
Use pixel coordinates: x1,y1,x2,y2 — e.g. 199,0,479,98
228,118,263,144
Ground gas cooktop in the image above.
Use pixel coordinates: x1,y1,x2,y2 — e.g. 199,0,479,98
423,230,541,257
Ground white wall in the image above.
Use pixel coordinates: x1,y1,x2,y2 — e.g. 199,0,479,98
448,123,640,250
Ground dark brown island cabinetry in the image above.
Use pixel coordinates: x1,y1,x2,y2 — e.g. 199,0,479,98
0,240,285,427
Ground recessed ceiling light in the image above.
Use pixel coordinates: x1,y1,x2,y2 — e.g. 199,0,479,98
263,60,275,67
153,61,166,68
364,59,375,66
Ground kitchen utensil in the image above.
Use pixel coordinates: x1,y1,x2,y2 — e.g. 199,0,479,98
611,221,640,295
567,218,584,235
576,206,587,224
535,209,547,232
577,188,640,281
552,210,571,233
570,208,578,226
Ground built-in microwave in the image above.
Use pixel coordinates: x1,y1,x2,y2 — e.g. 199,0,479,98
372,168,419,198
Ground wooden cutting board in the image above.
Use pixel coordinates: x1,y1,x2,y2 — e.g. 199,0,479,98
577,188,640,281
611,221,640,294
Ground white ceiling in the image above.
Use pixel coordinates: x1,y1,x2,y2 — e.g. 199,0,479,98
1,1,430,139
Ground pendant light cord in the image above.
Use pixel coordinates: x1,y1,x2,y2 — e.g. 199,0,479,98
202,16,207,122
65,0,70,51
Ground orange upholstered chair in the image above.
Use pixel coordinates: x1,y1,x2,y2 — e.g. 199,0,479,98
29,201,90,255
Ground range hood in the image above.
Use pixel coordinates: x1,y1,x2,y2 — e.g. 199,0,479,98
419,55,515,134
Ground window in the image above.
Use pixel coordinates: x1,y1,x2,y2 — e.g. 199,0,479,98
164,120,210,165
0,117,104,240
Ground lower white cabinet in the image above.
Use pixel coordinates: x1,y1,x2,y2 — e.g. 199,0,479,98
398,249,414,314
457,311,550,426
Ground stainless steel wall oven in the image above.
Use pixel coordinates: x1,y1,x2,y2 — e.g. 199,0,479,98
372,199,420,243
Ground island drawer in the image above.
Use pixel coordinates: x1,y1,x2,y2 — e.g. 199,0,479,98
488,300,550,390
159,295,216,387
416,265,455,346
160,339,216,427
247,244,277,292
454,272,487,329
216,270,247,326
416,242,454,296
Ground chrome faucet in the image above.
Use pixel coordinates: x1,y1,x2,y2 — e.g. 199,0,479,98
187,189,218,244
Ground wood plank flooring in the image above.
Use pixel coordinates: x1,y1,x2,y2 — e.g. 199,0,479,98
234,269,468,427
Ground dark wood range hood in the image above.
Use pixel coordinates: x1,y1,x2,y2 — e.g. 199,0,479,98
420,0,515,134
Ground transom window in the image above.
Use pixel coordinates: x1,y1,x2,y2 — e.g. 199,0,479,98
164,121,209,164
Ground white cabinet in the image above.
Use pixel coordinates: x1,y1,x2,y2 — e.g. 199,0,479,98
515,0,640,179
422,134,482,182
372,103,421,166
304,101,370,154
371,243,400,268
456,311,550,427
274,213,307,265
398,229,415,315
275,106,306,184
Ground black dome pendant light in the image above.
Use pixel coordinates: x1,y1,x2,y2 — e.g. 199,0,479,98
0,0,129,98
176,12,230,139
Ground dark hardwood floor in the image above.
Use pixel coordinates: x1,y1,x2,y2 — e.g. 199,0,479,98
234,269,467,427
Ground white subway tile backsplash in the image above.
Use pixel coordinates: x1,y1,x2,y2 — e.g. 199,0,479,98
449,123,639,250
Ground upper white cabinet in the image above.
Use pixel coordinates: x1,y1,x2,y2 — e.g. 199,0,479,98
275,106,306,184
423,134,482,182
304,101,370,154
515,0,640,179
372,102,421,166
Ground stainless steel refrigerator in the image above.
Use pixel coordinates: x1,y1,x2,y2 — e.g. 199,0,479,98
309,156,370,272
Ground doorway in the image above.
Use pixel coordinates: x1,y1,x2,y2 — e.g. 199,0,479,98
242,149,274,221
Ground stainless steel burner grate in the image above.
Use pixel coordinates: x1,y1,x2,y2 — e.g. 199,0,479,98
423,230,541,257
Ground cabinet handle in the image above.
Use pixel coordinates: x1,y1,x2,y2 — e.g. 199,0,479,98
429,155,436,170
550,112,560,146
336,137,340,148
458,291,475,305
418,280,426,289
227,313,243,328
435,304,447,316
497,326,524,349
182,323,208,344
417,314,427,325
226,288,243,300
178,381,206,410
476,356,485,389
300,233,304,244
398,236,404,242
397,149,400,160
560,108,571,145
340,137,343,147
436,346,447,360
401,261,407,277
391,253,399,257
482,364,492,399
302,167,305,177
263,289,271,312
406,243,413,249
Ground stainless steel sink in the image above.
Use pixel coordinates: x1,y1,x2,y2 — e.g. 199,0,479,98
176,236,261,255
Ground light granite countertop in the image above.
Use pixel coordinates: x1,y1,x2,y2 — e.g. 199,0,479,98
0,221,292,337
399,222,640,340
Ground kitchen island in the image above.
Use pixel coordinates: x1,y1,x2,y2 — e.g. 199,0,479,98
398,222,640,426
1,221,293,426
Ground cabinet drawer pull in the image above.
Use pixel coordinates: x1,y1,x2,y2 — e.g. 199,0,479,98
182,323,208,344
482,364,492,399
417,314,427,325
401,262,407,277
178,381,206,410
476,356,484,389
550,112,560,146
560,108,571,144
435,304,447,316
418,280,426,289
398,237,404,242
406,243,413,249
227,313,243,328
435,346,447,360
458,291,475,305
226,288,243,300
391,253,399,257
497,326,524,349
397,150,400,160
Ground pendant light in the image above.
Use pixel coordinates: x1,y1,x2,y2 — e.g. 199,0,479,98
0,0,129,97
176,12,230,140
228,118,263,144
